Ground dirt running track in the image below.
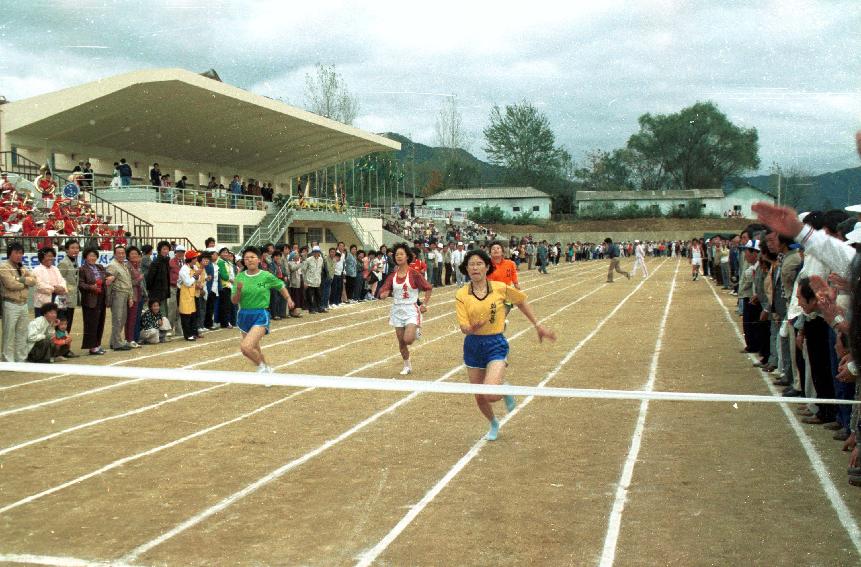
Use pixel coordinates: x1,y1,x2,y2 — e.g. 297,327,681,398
1,258,859,566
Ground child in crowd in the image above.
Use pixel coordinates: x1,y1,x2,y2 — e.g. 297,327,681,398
51,316,73,360
139,299,167,344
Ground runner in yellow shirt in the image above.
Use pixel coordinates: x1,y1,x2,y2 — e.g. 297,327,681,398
455,249,556,440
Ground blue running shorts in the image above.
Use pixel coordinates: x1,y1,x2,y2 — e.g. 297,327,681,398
237,308,270,334
463,333,509,369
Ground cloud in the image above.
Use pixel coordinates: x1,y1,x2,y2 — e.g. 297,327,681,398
1,0,859,174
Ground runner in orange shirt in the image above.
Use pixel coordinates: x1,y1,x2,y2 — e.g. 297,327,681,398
487,241,520,329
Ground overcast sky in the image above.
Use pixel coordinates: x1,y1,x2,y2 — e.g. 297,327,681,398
1,0,859,175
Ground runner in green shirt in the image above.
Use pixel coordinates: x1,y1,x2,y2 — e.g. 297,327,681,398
232,246,294,373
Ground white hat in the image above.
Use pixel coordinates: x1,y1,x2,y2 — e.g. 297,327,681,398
174,244,186,252
845,227,861,245
312,245,321,252
741,239,761,252
846,204,861,213
457,241,464,246
634,239,640,243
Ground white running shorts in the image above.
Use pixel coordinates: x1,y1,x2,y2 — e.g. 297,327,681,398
390,304,421,328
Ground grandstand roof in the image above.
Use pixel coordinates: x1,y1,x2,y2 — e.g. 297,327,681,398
425,187,550,201
1,68,399,177
576,189,725,201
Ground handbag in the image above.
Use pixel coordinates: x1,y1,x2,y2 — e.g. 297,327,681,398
158,316,172,332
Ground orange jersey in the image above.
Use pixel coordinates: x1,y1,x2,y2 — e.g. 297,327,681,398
488,258,519,287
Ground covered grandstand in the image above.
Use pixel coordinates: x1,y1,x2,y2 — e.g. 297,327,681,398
0,68,401,248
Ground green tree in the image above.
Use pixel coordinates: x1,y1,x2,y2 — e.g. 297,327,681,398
483,101,567,186
627,101,759,189
575,148,633,191
443,159,478,188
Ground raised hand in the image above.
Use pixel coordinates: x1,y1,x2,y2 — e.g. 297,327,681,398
750,202,804,238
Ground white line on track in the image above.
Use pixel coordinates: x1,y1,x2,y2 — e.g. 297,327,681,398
118,267,620,563
706,279,861,556
0,265,601,456
598,260,679,566
0,384,225,457
0,264,566,392
0,553,139,567
0,264,588,414
354,258,670,567
0,268,604,517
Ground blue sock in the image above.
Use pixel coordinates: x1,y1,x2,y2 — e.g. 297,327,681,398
486,418,500,441
504,394,516,412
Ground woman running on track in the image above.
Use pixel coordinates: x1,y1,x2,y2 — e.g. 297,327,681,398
379,243,433,375
456,249,556,441
487,241,520,329
232,246,295,373
689,238,703,281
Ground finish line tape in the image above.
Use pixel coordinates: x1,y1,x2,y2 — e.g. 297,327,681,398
2,362,858,406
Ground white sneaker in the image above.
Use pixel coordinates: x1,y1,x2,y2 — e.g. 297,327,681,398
400,365,412,375
416,327,422,340
129,341,140,349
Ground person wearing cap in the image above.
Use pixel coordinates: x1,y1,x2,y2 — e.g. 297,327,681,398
631,239,648,278
738,237,762,353
232,246,295,373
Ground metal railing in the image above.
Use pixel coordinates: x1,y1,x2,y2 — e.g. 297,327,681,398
243,197,295,249
0,150,41,183
92,185,265,210
347,213,379,251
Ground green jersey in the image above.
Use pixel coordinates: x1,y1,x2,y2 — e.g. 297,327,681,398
235,269,284,310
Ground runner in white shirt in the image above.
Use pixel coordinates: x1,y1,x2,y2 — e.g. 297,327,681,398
631,239,649,277
379,243,433,375
690,238,703,281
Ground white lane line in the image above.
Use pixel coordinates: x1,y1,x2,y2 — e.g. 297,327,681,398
0,384,225,457
0,265,589,415
0,271,602,518
598,260,679,566
354,259,670,567
0,553,139,567
119,271,616,563
707,279,861,555
0,264,575,392
0,378,148,419
0,388,313,515
0,267,604,458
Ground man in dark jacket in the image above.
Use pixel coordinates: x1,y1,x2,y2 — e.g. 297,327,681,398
145,240,171,304
149,163,161,188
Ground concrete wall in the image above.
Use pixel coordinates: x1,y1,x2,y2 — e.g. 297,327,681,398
577,197,725,216
425,197,552,219
121,202,266,247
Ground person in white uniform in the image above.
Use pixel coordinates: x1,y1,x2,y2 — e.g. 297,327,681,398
631,239,649,277
379,243,433,375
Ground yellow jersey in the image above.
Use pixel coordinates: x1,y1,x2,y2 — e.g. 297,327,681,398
455,280,527,335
